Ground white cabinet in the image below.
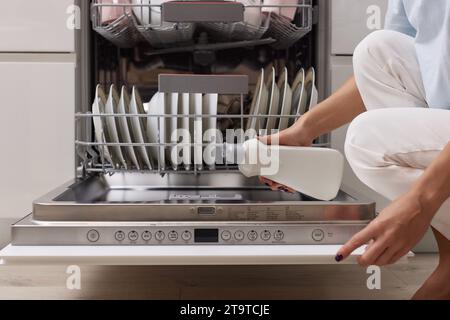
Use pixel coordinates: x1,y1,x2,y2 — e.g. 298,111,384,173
0,54,75,220
331,0,388,55
0,0,75,52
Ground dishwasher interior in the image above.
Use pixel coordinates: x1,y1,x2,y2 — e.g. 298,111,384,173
10,0,376,247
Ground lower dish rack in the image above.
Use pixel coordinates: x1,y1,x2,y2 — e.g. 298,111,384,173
76,74,327,176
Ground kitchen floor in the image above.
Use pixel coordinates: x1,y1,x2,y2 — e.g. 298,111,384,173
0,254,438,300
0,217,439,300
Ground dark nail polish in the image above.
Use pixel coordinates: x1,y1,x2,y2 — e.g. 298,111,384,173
335,255,343,262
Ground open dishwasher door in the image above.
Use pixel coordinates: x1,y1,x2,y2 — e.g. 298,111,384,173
0,173,379,266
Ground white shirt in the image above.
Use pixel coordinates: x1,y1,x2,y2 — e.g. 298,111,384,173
385,0,450,109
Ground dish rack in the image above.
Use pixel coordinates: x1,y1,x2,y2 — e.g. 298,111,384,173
91,0,313,49
76,74,329,177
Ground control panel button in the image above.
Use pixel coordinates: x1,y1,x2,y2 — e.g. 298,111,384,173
312,229,325,242
155,231,165,242
261,230,272,241
221,230,232,242
248,230,258,241
182,231,192,241
115,231,126,242
142,231,152,242
168,231,179,241
234,230,245,241
87,230,100,243
128,231,139,242
274,230,285,241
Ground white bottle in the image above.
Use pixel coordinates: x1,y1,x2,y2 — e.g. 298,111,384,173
236,139,344,201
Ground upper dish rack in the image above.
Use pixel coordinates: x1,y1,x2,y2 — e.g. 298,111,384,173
91,0,313,49
76,74,329,177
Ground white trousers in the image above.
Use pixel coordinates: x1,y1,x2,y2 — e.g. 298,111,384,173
346,30,450,240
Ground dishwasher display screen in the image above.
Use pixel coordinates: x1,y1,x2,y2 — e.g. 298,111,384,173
195,229,219,243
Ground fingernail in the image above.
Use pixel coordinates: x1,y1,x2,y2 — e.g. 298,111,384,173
335,255,343,262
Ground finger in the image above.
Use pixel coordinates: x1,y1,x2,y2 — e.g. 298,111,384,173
358,239,388,267
259,130,289,146
258,134,279,145
374,245,400,266
259,177,274,186
365,239,375,252
259,177,278,190
336,226,376,261
259,177,295,192
388,249,410,265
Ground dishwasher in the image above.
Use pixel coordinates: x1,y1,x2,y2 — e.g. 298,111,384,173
0,0,376,265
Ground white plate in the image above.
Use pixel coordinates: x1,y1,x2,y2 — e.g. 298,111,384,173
305,67,318,112
290,68,308,126
105,84,128,169
191,93,203,170
277,67,293,131
132,0,151,24
179,93,191,171
265,68,281,133
165,92,180,170
262,67,280,133
117,86,140,170
202,94,219,168
240,0,263,26
133,0,167,26
92,85,114,166
246,69,267,131
130,86,152,170
146,92,165,170
262,0,298,21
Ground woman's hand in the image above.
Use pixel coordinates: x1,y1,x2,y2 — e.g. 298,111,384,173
258,76,366,191
336,190,436,266
337,142,450,266
259,120,315,191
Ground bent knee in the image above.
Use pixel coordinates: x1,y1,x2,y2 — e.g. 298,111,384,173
353,30,412,71
344,111,387,170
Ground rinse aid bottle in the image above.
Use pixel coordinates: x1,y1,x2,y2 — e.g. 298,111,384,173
229,139,345,201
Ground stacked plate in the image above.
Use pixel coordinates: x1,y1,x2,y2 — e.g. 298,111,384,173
92,85,219,171
246,66,318,135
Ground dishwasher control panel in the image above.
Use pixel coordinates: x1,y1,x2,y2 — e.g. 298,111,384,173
12,215,370,246
79,225,365,246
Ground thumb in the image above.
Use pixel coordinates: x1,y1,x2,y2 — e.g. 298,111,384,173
259,130,290,146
